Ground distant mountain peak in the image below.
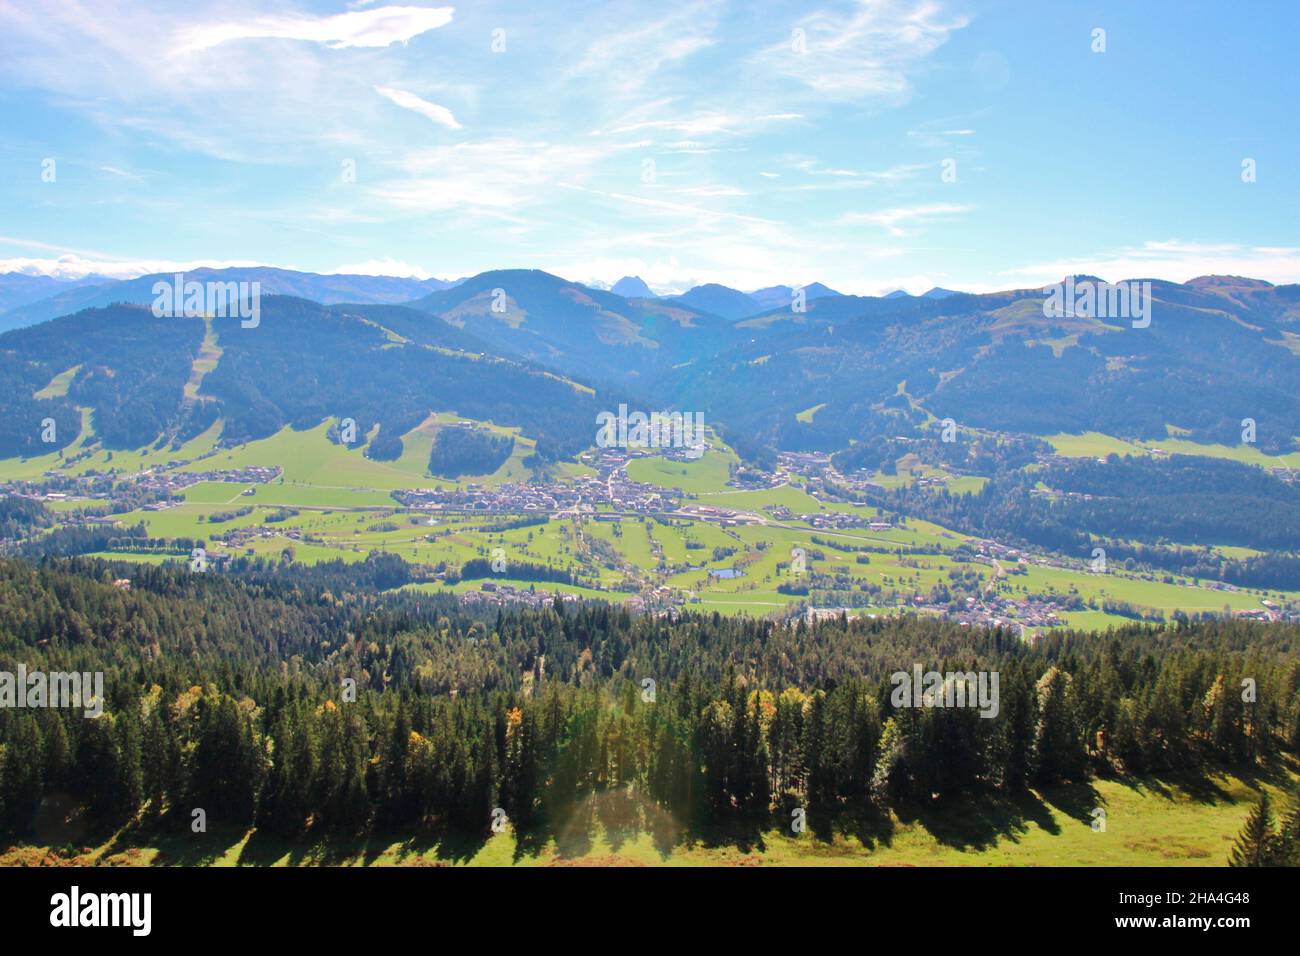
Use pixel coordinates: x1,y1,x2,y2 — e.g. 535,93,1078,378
611,276,655,298
746,282,842,313
1187,274,1275,290
668,283,762,320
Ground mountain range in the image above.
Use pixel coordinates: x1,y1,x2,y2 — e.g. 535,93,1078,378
0,269,860,331
2,267,1297,468
0,268,463,332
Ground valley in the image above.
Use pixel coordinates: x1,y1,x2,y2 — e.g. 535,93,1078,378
5,402,1295,633
4,0,1298,914
1,268,1298,875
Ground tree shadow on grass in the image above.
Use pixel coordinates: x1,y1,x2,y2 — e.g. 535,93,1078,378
537,797,596,862
232,827,356,866
896,787,1065,852
1037,779,1104,828
646,805,685,861
140,824,248,866
594,787,641,853
1226,754,1298,793
375,827,474,866
228,821,488,867
685,814,768,856
837,804,895,852
519,788,685,863
1111,761,1296,807
1111,773,1174,800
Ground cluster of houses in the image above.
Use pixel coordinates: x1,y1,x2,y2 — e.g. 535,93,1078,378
463,582,583,610
397,482,581,514
396,478,677,517
1232,601,1290,623
396,453,684,517
676,503,760,526
209,522,307,551
7,463,281,513
794,510,893,532
947,594,1063,631
131,465,281,499
777,452,832,477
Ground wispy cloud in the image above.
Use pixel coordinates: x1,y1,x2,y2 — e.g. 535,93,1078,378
599,113,803,137
328,258,443,279
177,5,454,52
839,202,973,236
1001,241,1300,288
0,0,994,294
372,140,611,216
754,0,967,101
559,184,776,225
787,160,931,191
0,253,279,281
565,1,721,97
374,86,462,129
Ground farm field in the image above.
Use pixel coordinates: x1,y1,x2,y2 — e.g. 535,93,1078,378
1047,430,1300,469
8,417,1296,628
84,476,1297,628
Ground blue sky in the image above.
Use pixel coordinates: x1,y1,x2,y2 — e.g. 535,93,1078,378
1,0,1297,294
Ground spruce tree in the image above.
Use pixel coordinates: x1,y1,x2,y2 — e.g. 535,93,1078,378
0,716,45,833
1272,796,1300,867
1229,792,1277,866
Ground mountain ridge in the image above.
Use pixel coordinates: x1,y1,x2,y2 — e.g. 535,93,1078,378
0,267,462,332
3,267,1298,470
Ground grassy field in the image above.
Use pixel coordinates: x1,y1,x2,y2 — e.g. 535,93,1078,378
0,416,227,483
626,447,738,494
9,768,1291,867
9,419,1297,625
1047,430,1300,469
88,462,1296,627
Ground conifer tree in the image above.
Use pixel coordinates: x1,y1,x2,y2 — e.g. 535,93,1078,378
0,716,44,833
1229,792,1277,867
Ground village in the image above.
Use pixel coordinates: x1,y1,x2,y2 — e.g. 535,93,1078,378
4,427,1296,631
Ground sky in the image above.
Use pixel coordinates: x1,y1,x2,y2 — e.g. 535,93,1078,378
1,0,1298,296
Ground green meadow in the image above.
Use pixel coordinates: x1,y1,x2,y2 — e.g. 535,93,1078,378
17,769,1291,868
1047,430,1300,469
7,417,1295,625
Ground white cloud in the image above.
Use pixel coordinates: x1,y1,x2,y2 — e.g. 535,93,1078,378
328,258,440,279
0,2,461,166
999,241,1300,288
600,113,803,136
565,1,721,97
0,254,277,281
374,86,462,129
558,184,775,225
675,185,749,198
755,0,967,101
177,5,454,53
839,202,973,236
787,160,931,191
372,140,613,216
